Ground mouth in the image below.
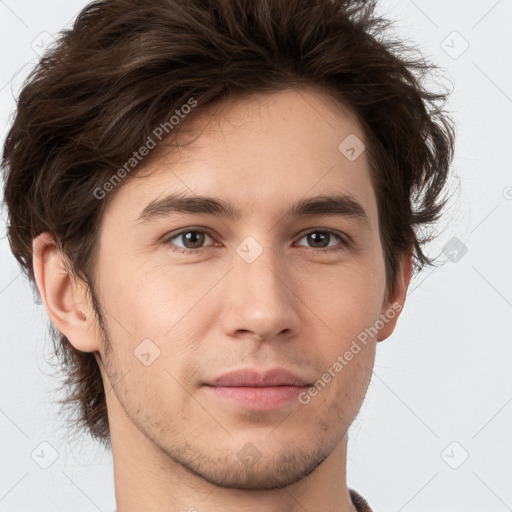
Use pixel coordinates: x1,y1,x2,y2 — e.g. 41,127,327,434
201,368,310,411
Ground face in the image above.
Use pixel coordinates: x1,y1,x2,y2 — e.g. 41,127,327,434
88,87,402,490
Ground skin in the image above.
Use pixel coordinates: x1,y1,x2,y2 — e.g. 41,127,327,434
33,86,412,512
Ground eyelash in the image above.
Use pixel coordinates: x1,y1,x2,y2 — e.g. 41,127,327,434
162,228,350,256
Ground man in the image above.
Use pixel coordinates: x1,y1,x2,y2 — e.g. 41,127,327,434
2,0,454,510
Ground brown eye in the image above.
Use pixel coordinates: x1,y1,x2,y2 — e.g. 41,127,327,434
178,231,207,249
296,230,348,252
164,229,215,254
306,231,331,248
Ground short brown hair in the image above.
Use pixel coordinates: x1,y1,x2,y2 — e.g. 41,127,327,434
2,0,455,446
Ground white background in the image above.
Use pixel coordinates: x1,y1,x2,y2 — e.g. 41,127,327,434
1,1,511,511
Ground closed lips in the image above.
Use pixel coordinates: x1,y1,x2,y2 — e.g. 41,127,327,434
203,368,310,387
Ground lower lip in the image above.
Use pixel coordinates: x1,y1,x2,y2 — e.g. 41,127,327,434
203,385,306,410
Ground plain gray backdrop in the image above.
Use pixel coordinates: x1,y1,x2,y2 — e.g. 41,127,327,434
1,1,511,511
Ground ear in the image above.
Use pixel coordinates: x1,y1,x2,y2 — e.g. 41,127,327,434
32,232,101,352
377,250,413,342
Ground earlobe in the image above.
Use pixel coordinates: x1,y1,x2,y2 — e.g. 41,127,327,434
32,232,100,353
377,250,413,342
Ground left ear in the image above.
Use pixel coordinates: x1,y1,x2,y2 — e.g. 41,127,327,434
377,250,413,342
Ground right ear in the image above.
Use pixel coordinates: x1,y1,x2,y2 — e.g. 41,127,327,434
32,232,101,353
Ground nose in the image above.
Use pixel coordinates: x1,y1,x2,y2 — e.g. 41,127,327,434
220,242,302,343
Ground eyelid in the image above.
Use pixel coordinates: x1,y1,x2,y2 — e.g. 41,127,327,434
294,228,349,246
162,226,351,255
294,230,351,255
163,226,217,248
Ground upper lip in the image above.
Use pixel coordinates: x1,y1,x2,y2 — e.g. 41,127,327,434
204,368,310,387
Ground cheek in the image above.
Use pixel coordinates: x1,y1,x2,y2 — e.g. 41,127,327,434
97,241,385,371
296,257,386,332
98,257,223,341
291,260,384,396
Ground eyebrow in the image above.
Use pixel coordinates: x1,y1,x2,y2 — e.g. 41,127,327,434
136,192,371,230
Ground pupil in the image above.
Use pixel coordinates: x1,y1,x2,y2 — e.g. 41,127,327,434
185,231,204,248
309,232,328,248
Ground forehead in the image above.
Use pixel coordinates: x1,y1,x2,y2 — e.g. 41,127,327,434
102,87,377,225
